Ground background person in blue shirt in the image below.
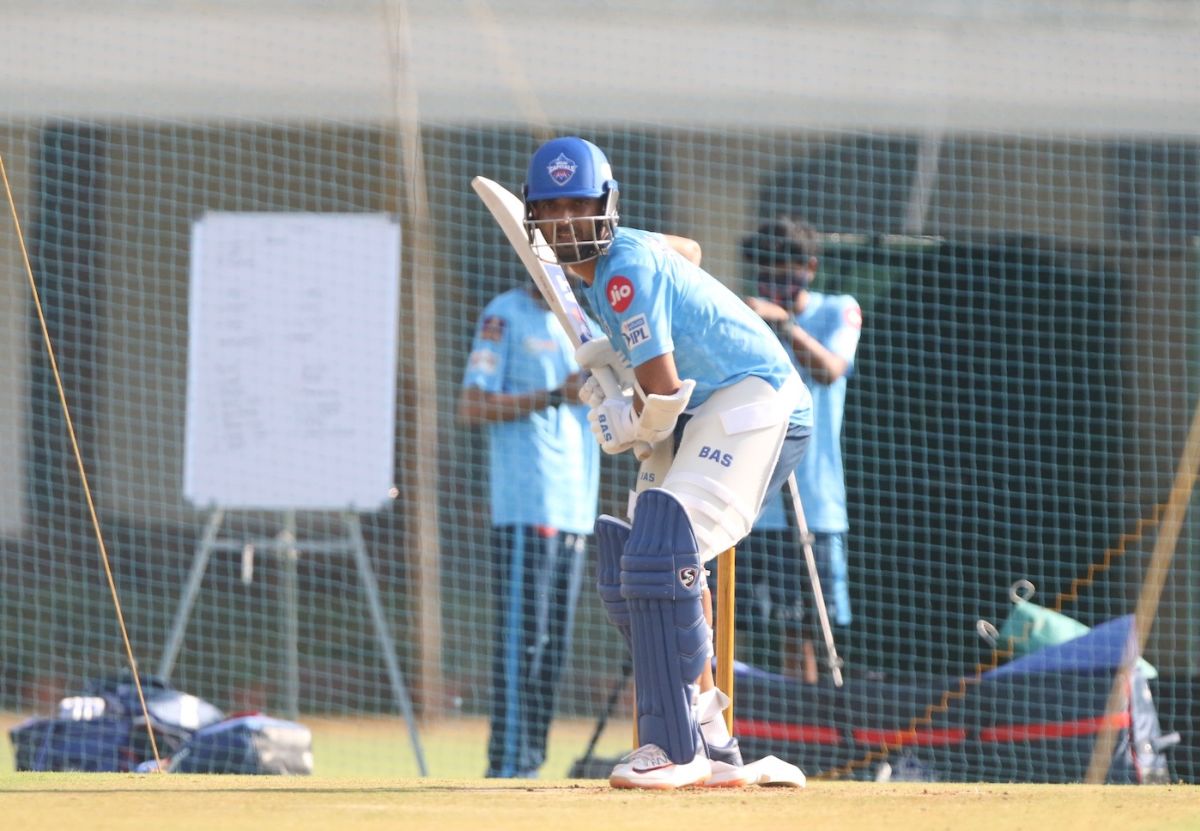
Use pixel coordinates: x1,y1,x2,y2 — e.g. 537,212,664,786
457,282,599,778
743,216,863,683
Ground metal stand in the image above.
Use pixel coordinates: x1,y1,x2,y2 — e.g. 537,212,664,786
158,508,428,776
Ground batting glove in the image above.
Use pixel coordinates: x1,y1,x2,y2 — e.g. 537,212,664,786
575,336,636,387
635,379,695,445
587,396,638,455
577,374,608,408
587,379,696,455
575,336,622,370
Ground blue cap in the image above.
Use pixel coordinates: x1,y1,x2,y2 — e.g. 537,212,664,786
524,136,618,202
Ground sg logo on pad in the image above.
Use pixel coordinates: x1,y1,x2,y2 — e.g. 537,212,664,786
678,566,700,589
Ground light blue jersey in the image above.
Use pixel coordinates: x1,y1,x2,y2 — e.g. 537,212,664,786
756,291,862,532
462,287,599,533
583,228,812,428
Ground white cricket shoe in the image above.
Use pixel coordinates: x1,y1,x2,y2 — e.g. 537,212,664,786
609,743,712,790
702,738,753,788
705,761,755,788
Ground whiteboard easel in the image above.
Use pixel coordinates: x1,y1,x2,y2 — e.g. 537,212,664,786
162,212,426,775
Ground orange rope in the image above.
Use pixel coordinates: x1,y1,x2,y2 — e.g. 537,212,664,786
0,152,163,772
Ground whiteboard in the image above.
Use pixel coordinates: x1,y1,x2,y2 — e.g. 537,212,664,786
184,212,400,511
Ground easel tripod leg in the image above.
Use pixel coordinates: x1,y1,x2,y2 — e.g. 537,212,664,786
280,510,300,719
345,513,429,776
158,508,224,679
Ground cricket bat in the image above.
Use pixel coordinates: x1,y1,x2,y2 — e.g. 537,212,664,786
471,176,651,460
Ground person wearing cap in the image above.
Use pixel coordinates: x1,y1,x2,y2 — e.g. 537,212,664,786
743,216,863,682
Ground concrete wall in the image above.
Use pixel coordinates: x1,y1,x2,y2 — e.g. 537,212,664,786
0,1,1196,133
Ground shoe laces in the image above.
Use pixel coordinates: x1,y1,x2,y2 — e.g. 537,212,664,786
620,744,672,769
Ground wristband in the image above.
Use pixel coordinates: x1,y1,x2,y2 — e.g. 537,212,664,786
546,387,566,408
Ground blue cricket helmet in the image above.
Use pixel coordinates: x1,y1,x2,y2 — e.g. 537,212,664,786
524,136,619,202
523,136,621,263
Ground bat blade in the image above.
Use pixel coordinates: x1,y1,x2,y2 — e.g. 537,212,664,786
470,176,593,348
471,175,650,459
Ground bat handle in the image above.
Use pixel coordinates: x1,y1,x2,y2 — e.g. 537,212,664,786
593,364,654,460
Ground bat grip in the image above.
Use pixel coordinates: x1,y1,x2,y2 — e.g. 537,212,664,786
592,364,654,460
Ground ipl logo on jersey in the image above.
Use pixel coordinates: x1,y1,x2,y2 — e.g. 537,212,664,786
621,314,650,349
546,153,578,186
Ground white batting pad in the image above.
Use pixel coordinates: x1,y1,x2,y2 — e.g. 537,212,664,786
660,376,803,561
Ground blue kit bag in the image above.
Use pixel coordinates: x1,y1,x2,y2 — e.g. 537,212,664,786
9,673,311,775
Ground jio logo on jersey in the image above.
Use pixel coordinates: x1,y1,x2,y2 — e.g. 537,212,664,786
547,153,577,185
607,276,635,312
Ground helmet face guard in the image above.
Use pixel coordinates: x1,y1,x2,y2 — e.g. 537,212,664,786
525,189,619,265
523,137,619,264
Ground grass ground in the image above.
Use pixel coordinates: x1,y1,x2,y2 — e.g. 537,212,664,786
3,713,1199,831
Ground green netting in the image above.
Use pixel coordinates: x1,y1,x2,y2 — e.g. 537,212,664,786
1,0,1199,783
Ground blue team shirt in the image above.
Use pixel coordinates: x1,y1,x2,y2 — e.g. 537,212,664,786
756,291,862,532
583,228,812,427
461,288,599,533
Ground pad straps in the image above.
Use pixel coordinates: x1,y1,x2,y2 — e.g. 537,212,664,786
621,488,709,763
595,515,632,649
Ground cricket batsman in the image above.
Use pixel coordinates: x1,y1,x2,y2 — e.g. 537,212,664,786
521,136,813,789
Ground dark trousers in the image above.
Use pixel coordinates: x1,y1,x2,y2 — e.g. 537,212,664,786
486,525,586,777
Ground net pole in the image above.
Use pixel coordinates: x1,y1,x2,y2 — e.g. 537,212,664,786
1085,393,1200,783
715,547,736,734
384,0,444,721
